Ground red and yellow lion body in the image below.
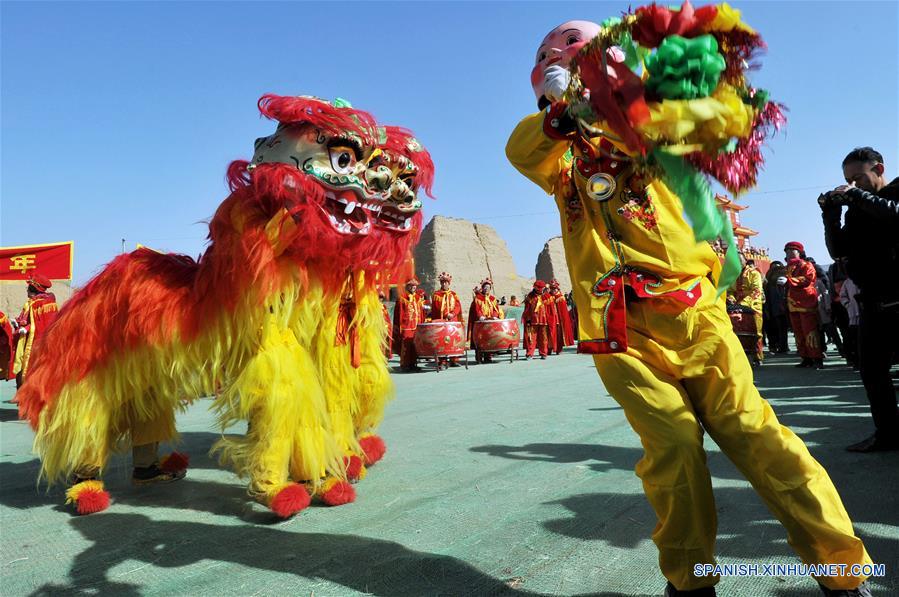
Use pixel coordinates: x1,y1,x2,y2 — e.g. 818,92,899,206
17,95,431,517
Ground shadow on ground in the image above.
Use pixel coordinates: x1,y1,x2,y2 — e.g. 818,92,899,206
470,358,898,595
28,513,542,597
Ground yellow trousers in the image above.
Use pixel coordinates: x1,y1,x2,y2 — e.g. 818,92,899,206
593,278,870,591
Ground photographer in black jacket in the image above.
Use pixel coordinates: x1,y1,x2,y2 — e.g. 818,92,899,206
819,147,899,452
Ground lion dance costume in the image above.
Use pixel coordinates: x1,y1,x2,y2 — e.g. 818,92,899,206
506,3,871,593
16,94,433,518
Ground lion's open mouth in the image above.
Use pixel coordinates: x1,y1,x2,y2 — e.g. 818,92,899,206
320,190,381,235
318,190,415,235
375,206,415,232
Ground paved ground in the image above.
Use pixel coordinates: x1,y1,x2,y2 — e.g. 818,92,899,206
1,346,896,596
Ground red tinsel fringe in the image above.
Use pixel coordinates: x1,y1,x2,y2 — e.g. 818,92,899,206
685,100,787,194
714,29,766,84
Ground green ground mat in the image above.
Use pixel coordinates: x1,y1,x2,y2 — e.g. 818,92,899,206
1,349,895,596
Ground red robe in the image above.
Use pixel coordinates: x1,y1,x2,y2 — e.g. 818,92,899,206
542,291,558,354
784,259,821,359
784,259,818,312
467,292,504,348
549,289,575,352
392,291,425,368
522,291,549,357
430,289,463,322
13,292,59,378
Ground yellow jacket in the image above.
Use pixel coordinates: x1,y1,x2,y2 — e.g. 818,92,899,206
506,110,721,347
731,266,764,314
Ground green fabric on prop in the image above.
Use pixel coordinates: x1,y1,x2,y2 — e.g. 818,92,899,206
619,31,651,72
645,35,725,100
747,88,770,110
652,148,741,294
601,16,621,28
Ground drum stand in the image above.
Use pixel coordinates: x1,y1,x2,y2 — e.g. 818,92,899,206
421,350,469,372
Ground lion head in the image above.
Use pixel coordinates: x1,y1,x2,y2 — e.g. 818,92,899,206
218,95,431,284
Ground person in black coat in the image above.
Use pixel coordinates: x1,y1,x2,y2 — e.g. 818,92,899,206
820,146,899,452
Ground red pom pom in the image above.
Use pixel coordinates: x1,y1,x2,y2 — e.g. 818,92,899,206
344,455,364,480
358,435,386,466
159,451,190,473
270,484,311,518
321,480,356,506
76,488,110,515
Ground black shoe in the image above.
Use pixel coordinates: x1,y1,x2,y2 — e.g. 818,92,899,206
540,355,546,360
846,434,899,453
819,580,873,596
664,581,716,596
795,358,813,368
132,464,186,485
813,359,825,370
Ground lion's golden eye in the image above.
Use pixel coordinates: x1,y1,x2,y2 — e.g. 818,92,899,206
329,145,357,174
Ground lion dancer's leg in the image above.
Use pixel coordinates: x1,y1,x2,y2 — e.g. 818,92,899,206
311,287,391,501
37,381,117,515
537,325,549,359
312,308,365,505
129,402,188,485
523,324,533,357
351,292,393,471
67,393,187,513
214,320,345,518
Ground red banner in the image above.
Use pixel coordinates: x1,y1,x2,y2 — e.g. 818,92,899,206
0,242,73,281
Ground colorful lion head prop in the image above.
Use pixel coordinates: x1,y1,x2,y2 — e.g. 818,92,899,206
545,1,785,289
216,94,426,287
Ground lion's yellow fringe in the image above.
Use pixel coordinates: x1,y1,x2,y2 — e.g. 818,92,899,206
34,265,395,495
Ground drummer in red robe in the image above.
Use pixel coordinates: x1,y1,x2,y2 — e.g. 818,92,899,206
13,273,60,388
467,277,504,362
522,280,549,359
430,272,462,322
541,284,558,356
392,277,426,372
430,272,464,367
547,279,575,354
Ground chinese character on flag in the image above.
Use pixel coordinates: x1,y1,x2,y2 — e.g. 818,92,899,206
0,242,73,281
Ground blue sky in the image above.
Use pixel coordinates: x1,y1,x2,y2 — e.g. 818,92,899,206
2,1,897,285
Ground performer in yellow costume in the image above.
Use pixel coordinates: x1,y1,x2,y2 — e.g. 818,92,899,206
507,5,871,596
729,259,765,363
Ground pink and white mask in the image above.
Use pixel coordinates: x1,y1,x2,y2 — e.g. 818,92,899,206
530,20,601,109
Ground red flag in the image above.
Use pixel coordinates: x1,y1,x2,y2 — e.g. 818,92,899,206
0,242,73,281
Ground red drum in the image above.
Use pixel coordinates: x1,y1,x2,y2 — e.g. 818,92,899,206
413,321,465,356
473,319,520,351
